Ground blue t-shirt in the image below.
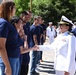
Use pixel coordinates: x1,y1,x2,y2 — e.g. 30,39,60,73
18,35,24,64
30,24,42,47
0,18,20,58
23,22,30,47
41,24,46,31
36,25,43,44
40,24,46,44
22,22,30,65
18,35,24,47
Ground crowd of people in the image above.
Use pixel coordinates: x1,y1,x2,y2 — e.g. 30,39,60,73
0,1,76,75
0,1,46,75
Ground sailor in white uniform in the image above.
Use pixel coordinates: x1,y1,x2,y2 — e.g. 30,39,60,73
36,16,76,75
46,22,55,44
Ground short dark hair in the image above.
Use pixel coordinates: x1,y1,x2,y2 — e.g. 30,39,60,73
20,11,28,18
10,16,22,26
33,16,39,20
38,16,42,19
68,24,73,32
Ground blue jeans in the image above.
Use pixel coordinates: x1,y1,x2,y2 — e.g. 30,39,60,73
39,51,43,60
39,38,43,60
0,57,20,75
29,51,39,75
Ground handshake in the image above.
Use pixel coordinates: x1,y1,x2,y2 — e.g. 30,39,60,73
32,45,39,51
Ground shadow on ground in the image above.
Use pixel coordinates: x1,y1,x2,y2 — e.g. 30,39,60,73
42,60,54,63
37,61,55,74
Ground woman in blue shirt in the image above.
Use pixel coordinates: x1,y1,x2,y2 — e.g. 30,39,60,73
10,16,37,75
0,1,20,75
10,16,36,54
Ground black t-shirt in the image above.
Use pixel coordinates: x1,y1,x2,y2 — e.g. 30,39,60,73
41,24,46,31
30,25,42,47
23,22,30,64
23,22,30,47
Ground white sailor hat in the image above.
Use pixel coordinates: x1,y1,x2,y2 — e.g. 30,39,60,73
49,22,52,24
59,16,74,26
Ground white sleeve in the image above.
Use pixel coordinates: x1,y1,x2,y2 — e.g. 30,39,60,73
46,28,49,36
38,41,56,51
75,38,76,53
75,37,76,70
65,36,76,72
53,29,56,36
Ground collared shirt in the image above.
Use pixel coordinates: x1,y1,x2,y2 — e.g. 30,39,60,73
38,31,76,73
46,26,55,37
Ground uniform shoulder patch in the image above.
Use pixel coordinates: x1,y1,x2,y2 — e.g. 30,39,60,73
68,32,74,36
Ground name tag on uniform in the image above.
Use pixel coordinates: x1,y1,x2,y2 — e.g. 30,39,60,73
62,38,66,42
57,39,67,50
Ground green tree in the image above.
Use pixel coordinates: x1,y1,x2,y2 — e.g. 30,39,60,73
32,0,56,24
53,0,76,21
14,0,76,24
32,0,76,24
14,0,30,16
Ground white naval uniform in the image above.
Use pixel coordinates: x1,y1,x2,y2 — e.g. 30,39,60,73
75,46,76,72
38,31,76,75
46,26,55,44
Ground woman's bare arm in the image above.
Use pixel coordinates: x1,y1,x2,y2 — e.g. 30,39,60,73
0,38,12,75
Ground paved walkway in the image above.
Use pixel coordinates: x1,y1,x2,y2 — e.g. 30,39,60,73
36,38,56,75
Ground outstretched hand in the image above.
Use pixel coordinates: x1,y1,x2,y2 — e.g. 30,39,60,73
64,71,70,75
33,45,39,51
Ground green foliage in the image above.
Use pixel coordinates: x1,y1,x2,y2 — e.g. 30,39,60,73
14,0,76,24
14,0,30,16
32,0,76,24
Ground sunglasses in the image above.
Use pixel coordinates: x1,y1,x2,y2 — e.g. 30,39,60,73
59,24,69,26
